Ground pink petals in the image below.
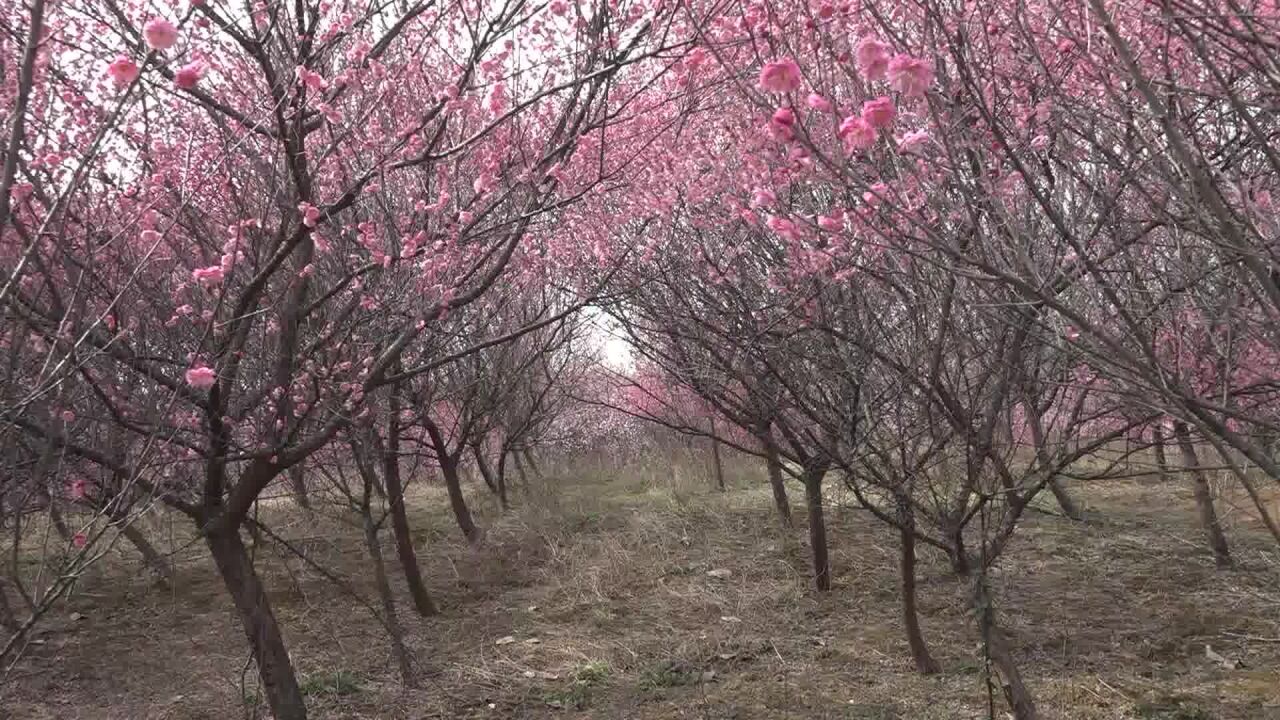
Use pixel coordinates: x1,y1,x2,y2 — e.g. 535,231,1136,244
887,54,935,97
107,55,139,88
855,38,892,81
143,19,180,50
839,115,877,151
898,128,932,154
860,96,896,129
192,265,224,286
806,93,833,112
174,61,205,90
185,365,217,389
758,58,802,94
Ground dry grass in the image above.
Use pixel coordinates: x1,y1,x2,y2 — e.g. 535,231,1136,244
4,455,1280,720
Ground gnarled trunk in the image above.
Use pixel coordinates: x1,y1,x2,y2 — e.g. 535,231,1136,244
709,418,725,492
1173,421,1232,568
1046,479,1083,521
975,578,1036,719
205,528,306,720
0,578,18,632
1152,426,1171,483
802,467,830,591
472,444,506,510
117,519,172,585
761,437,792,527
288,464,311,509
382,457,437,617
360,511,415,687
440,455,482,544
897,498,940,674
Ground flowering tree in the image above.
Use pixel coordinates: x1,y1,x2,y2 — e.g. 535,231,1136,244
0,0,679,715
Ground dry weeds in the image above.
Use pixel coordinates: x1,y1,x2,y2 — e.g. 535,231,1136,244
4,454,1279,719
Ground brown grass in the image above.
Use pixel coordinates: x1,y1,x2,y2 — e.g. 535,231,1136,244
4,455,1280,720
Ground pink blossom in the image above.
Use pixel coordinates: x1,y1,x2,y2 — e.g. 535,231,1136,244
898,128,932,154
839,115,877,151
887,54,934,97
72,533,88,549
1030,135,1050,150
751,187,777,208
758,58,802,94
61,410,76,423
685,47,708,70
861,96,896,129
806,93,833,112
107,56,139,88
185,365,217,389
818,210,844,231
767,215,799,240
767,111,795,142
296,66,328,91
143,19,180,50
192,265,225,286
549,0,569,14
299,202,321,227
69,478,87,500
855,38,892,81
174,61,204,90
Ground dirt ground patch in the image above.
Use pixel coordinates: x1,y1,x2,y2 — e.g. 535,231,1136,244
4,462,1280,719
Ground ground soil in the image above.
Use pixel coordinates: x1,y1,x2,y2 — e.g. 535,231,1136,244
4,458,1280,719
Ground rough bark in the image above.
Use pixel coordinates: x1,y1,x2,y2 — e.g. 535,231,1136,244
1173,421,1233,568
1046,479,1083,521
117,519,173,585
472,444,506,510
709,418,726,491
897,498,940,674
975,579,1036,719
802,467,831,592
287,464,311,509
0,579,18,632
205,529,306,720
440,455,482,544
761,436,793,527
382,457,438,618
521,449,541,479
1152,426,1171,483
360,511,416,687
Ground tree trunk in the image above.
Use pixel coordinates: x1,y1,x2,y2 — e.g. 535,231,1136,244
803,468,830,592
975,579,1036,719
521,449,541,479
762,438,793,527
117,519,172,585
472,444,506,510
205,528,306,720
1173,421,1232,568
288,464,311,509
440,456,482,544
0,578,18,632
709,418,726,492
1046,478,1083,521
897,499,940,674
361,511,416,687
949,524,971,576
1235,468,1280,547
511,450,529,489
47,497,72,541
382,449,438,618
1152,426,1171,483
472,444,497,495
